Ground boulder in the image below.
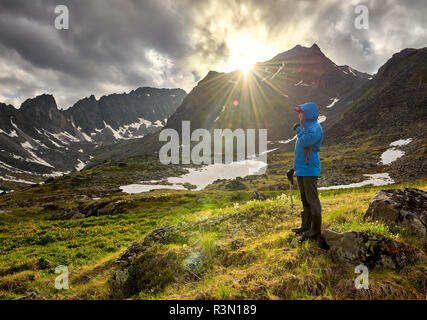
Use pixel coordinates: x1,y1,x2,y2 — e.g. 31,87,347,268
250,191,267,201
225,178,247,190
115,241,146,268
364,188,427,238
322,229,418,269
183,250,203,272
70,212,85,220
48,208,82,220
44,177,55,184
108,225,177,298
141,225,176,247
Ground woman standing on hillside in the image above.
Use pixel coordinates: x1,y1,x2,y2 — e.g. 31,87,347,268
287,102,324,239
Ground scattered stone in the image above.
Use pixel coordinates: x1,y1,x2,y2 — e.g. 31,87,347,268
0,221,6,226
364,188,427,238
321,229,418,269
250,191,267,201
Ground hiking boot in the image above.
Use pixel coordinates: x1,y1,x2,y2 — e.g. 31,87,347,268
302,214,321,239
292,207,311,234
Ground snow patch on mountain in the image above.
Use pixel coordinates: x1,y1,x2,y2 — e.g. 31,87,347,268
380,138,413,165
318,115,327,123
0,127,18,138
49,131,80,145
319,173,394,190
278,135,297,144
215,105,227,122
98,117,160,140
295,80,310,86
347,66,357,76
270,62,285,80
390,138,413,147
325,98,339,108
0,174,34,184
20,141,54,168
75,159,87,171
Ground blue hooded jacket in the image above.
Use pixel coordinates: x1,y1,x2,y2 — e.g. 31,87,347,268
293,102,323,176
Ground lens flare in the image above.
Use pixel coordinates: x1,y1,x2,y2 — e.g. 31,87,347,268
225,33,276,73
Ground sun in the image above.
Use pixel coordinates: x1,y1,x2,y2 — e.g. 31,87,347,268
238,60,254,73
225,33,276,73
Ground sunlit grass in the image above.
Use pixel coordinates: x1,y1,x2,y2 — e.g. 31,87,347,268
0,179,426,299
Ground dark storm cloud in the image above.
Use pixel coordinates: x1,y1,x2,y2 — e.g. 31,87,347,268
0,0,193,107
0,0,426,108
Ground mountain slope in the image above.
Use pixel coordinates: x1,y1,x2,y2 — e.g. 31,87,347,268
168,44,369,139
319,47,427,183
66,87,186,142
325,47,427,143
105,44,370,160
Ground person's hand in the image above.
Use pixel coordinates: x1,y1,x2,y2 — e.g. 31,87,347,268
286,168,294,184
293,123,301,131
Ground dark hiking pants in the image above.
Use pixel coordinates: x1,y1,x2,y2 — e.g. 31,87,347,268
296,176,321,218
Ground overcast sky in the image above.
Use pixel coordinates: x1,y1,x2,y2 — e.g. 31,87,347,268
0,0,426,109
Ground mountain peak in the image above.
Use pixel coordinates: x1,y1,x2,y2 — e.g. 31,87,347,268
311,43,320,51
20,94,58,111
198,70,223,85
73,94,98,108
271,43,326,62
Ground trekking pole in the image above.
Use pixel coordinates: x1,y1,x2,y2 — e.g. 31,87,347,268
289,180,294,210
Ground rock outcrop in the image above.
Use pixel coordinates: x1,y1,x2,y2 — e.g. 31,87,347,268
13,292,40,300
364,188,427,238
225,178,247,190
108,215,227,298
47,198,135,220
322,229,418,269
250,191,267,201
108,225,176,298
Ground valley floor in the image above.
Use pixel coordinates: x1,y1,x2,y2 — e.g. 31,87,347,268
0,178,426,300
